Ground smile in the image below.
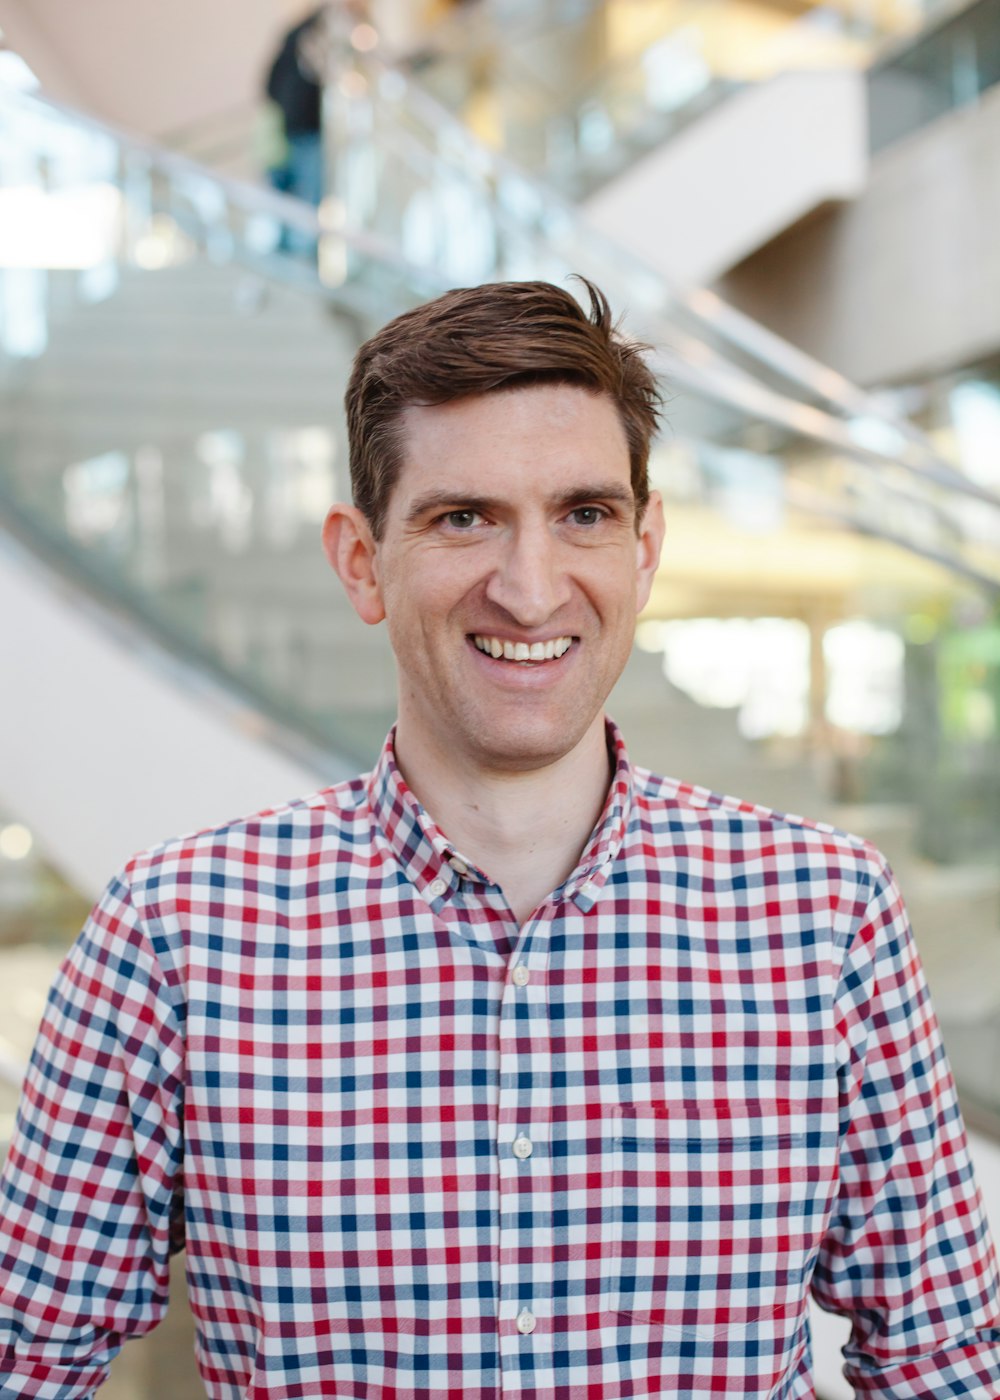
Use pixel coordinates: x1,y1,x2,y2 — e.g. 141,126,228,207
472,635,574,662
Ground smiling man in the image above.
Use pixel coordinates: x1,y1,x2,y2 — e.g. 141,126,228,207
325,368,662,926
1,280,998,1399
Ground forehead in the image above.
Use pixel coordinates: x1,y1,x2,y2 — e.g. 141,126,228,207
393,383,630,500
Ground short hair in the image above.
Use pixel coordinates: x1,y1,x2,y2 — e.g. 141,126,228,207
345,278,662,539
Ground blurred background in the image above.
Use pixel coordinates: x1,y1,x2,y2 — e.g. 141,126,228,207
0,1,998,1395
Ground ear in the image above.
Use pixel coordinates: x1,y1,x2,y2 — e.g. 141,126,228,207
322,503,385,625
634,490,665,614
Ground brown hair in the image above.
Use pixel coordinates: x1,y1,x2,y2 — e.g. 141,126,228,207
345,278,661,538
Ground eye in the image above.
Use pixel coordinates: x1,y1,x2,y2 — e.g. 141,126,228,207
568,505,606,526
441,509,482,530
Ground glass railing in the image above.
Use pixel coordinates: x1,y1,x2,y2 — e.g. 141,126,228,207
0,83,425,769
402,0,935,199
869,0,1000,153
847,357,1000,874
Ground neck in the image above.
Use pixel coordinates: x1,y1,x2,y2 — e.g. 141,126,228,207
394,717,613,926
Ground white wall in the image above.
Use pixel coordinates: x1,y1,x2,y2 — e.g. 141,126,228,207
0,0,436,138
0,533,336,898
584,69,867,289
720,81,1000,386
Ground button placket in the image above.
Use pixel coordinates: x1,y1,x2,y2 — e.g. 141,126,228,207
497,918,552,1384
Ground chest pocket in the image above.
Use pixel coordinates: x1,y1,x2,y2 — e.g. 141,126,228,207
611,1099,812,1336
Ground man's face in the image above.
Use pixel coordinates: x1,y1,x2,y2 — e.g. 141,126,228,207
334,383,663,775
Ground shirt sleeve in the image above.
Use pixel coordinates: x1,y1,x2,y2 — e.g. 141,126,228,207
813,855,1000,1396
0,871,185,1399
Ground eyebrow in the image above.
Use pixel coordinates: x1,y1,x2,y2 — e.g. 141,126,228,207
404,482,635,523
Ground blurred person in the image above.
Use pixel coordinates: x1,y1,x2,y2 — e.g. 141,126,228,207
1,279,999,1398
264,6,328,209
261,1,368,244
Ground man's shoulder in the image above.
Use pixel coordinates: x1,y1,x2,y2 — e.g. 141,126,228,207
631,763,886,881
122,770,375,891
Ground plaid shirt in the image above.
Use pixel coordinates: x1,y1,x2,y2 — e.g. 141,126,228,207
2,723,998,1399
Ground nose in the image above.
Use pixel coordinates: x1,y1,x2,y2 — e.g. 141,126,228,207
484,522,572,626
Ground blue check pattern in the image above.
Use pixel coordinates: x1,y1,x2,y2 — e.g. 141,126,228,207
1,722,998,1398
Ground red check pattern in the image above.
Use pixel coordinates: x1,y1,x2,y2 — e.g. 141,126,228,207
1,722,999,1398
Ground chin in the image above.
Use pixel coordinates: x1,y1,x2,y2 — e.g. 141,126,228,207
468,711,599,773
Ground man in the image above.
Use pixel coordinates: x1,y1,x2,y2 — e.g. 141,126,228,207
1,280,998,1397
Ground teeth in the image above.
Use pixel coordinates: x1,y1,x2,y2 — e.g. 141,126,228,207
473,635,573,661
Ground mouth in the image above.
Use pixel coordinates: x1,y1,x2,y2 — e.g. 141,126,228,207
472,634,574,663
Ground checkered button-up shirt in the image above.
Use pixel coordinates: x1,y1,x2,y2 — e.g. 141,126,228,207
2,723,999,1398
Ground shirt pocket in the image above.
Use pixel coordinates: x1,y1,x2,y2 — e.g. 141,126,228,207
611,1099,811,1336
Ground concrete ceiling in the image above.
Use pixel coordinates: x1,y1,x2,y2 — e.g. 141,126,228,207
0,0,315,137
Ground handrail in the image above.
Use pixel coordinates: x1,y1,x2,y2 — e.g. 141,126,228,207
0,85,449,301
782,481,1000,593
654,343,1000,512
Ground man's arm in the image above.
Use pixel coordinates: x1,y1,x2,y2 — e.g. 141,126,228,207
0,872,184,1399
813,856,1000,1396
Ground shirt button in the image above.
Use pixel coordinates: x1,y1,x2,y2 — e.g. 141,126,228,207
512,1135,533,1159
516,1308,536,1335
512,964,530,986
449,856,469,876
579,880,597,899
427,878,447,899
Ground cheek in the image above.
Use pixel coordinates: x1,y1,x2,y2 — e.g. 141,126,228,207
393,556,485,616
380,565,469,650
580,556,639,615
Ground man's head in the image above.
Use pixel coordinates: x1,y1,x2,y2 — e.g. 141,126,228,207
345,278,661,539
325,278,665,780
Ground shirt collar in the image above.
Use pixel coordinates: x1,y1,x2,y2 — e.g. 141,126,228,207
365,719,634,912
